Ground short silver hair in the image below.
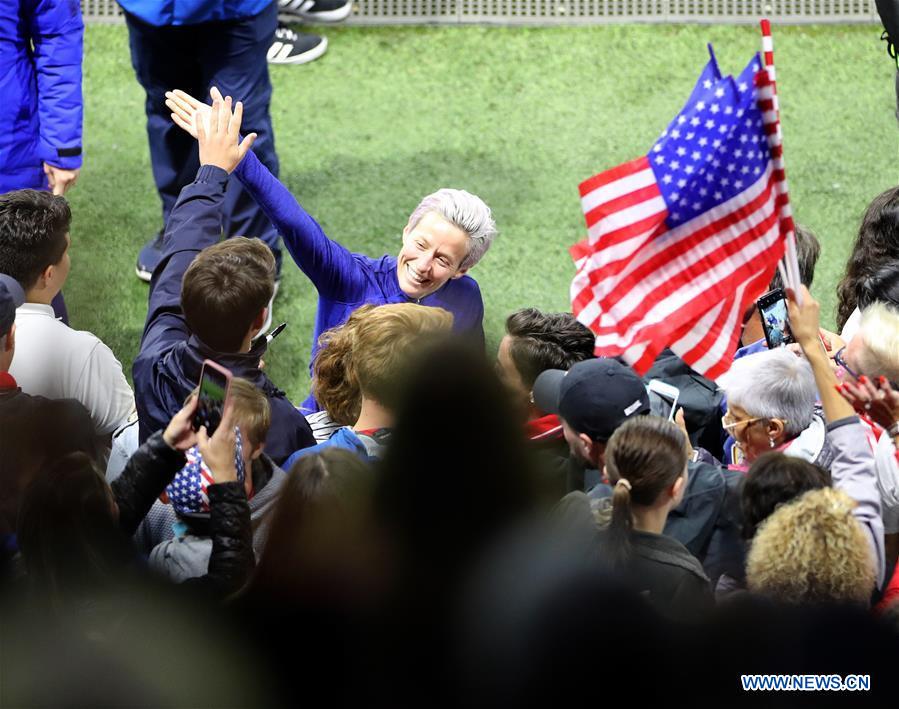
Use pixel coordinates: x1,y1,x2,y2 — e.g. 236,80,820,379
719,348,816,438
407,189,497,271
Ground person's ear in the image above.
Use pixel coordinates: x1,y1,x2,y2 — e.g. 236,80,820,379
670,472,687,503
250,441,265,460
36,263,54,292
769,418,786,443
4,323,14,353
578,433,604,467
450,267,470,280
252,308,267,332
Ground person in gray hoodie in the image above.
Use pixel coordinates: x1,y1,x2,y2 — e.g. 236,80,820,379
140,377,287,582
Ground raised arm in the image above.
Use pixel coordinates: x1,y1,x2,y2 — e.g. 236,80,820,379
788,286,885,587
140,94,253,358
165,89,366,300
25,0,84,195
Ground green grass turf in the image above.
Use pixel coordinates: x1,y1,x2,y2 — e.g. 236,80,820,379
69,22,897,402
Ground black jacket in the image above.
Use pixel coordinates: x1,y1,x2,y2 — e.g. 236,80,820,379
557,492,713,621
112,431,255,594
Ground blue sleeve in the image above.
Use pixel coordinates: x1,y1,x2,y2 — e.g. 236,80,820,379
234,150,367,300
25,0,84,170
140,165,230,358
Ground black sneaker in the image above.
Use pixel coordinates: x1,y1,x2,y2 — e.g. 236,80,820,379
278,0,353,22
136,229,164,282
267,26,328,65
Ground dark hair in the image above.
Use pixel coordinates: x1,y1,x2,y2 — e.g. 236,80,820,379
0,190,70,291
504,308,595,389
603,417,687,568
741,451,830,540
856,260,899,312
249,448,373,600
768,223,820,291
181,237,275,352
16,453,130,610
837,187,899,330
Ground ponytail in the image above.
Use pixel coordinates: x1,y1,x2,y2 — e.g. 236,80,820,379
607,478,634,569
602,417,688,568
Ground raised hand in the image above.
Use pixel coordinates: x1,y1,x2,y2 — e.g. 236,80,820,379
839,376,899,431
165,89,209,139
196,89,257,174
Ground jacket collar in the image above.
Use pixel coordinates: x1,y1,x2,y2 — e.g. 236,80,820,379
181,335,283,396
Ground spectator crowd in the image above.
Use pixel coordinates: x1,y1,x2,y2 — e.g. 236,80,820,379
4,2,899,705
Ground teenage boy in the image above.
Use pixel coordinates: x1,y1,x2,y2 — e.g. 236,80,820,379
132,97,315,465
0,190,134,440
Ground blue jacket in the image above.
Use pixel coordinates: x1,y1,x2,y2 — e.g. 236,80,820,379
116,0,271,26
0,0,83,192
282,426,380,470
132,165,315,466
233,150,486,381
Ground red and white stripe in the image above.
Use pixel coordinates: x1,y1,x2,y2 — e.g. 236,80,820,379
571,69,792,380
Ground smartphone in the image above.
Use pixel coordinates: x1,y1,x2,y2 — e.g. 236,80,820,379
191,360,233,435
646,379,680,422
757,288,795,349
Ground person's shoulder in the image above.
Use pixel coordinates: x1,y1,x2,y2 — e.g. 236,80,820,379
631,531,710,582
447,272,481,294
1,388,90,422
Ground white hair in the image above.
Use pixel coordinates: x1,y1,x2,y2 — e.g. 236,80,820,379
407,189,497,271
857,302,899,382
719,348,816,438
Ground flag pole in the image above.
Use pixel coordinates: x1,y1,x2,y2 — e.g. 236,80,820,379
760,18,802,303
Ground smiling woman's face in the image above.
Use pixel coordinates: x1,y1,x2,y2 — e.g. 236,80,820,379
396,212,469,299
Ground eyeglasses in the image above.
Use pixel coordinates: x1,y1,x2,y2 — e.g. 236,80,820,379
721,414,765,432
833,346,859,381
721,414,788,433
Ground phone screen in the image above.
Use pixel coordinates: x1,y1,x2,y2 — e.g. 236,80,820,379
192,364,229,435
759,292,794,348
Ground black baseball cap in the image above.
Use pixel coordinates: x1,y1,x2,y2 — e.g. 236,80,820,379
532,358,650,442
0,275,24,338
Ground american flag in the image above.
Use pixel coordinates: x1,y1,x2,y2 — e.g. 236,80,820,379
571,50,788,381
166,429,245,516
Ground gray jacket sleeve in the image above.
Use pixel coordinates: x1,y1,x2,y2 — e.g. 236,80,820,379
827,416,885,589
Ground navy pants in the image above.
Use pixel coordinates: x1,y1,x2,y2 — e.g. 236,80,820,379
125,3,281,268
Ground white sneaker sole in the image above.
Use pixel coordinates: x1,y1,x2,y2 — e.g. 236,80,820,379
278,2,352,22
267,36,329,65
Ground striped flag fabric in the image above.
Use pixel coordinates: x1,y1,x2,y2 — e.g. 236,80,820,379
570,50,788,381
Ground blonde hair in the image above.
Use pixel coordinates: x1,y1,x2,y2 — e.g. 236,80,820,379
857,302,899,382
228,378,271,448
312,304,453,420
746,488,875,605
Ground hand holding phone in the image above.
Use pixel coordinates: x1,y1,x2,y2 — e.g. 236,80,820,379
192,360,233,436
757,288,795,349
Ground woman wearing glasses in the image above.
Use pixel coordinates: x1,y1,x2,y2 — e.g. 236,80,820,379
719,347,832,470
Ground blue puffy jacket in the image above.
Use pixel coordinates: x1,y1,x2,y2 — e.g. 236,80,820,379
116,0,272,26
0,0,83,192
